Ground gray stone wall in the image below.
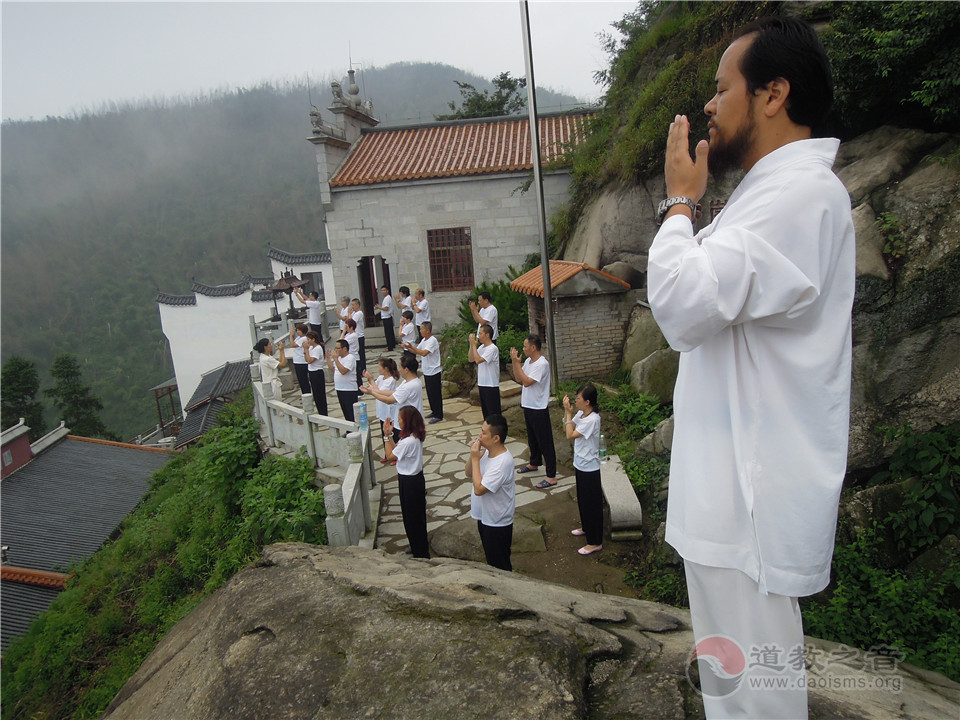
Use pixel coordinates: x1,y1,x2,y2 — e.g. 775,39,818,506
326,172,572,329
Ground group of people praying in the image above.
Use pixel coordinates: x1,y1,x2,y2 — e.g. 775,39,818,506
252,281,607,567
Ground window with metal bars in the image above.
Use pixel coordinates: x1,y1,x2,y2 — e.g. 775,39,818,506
427,227,474,291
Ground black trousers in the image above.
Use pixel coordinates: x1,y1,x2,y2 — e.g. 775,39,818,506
293,362,311,395
357,338,367,386
477,521,513,571
424,372,443,419
337,389,358,422
383,317,396,351
309,323,324,341
308,370,327,416
398,471,430,558
478,385,501,420
575,468,604,546
523,407,556,478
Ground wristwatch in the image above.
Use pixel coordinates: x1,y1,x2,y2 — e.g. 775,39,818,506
657,196,699,225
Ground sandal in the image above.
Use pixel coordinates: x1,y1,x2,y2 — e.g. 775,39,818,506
535,479,558,489
578,545,603,556
571,528,586,536
517,465,539,474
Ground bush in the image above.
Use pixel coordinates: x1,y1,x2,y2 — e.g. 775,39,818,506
873,423,960,555
801,525,960,682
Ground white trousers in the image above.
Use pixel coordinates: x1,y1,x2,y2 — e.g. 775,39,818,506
684,560,808,720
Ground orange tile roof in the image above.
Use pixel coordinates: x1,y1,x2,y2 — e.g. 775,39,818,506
330,112,593,188
1,566,68,590
510,260,630,298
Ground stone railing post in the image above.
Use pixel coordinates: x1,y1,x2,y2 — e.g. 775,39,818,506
300,393,318,464
324,483,347,546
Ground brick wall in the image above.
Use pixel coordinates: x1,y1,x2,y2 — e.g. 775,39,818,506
525,293,633,384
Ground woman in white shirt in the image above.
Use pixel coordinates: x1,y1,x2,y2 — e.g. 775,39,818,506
399,310,416,349
364,357,400,464
563,384,603,556
254,337,286,399
383,405,430,558
289,323,311,395
305,330,328,416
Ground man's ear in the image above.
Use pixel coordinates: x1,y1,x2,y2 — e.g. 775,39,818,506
762,77,790,118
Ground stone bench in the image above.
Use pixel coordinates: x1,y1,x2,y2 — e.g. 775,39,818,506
601,455,643,541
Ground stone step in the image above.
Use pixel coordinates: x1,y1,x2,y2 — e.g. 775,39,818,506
600,455,644,541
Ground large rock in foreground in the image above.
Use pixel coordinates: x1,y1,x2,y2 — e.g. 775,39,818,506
102,544,959,720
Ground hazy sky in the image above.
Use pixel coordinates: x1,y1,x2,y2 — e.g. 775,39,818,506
1,0,636,122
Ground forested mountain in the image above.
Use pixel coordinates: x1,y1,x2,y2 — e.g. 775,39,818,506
1,63,583,438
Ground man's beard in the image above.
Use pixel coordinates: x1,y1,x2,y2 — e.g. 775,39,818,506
708,114,755,179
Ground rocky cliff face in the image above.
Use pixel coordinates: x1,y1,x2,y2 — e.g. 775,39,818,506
102,544,958,719
567,126,960,472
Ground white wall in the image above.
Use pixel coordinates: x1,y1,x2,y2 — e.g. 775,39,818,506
158,294,275,410
325,172,572,329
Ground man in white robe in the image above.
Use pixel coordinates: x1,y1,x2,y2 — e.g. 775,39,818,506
647,16,855,719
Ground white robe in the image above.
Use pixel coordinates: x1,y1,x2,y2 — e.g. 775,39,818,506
648,138,855,597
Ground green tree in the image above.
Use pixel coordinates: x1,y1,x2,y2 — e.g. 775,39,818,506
1,356,48,440
435,71,527,120
44,353,117,440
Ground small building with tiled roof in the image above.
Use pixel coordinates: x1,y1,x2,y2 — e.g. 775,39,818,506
0,423,171,651
309,77,594,329
510,261,638,384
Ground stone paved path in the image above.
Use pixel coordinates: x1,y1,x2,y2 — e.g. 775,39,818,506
370,396,569,555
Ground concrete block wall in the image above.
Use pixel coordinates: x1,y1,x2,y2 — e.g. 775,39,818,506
326,172,572,331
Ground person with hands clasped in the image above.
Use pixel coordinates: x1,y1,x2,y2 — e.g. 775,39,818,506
360,353,424,426
364,358,400,463
647,17,855,719
465,414,516,572
289,323,312,395
305,330,328,417
327,339,358,422
563,385,602,556
402,321,443,423
510,334,557,488
254,337,286,399
383,406,430,559
469,324,501,418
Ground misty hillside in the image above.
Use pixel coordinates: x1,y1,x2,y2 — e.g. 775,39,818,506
0,63,583,438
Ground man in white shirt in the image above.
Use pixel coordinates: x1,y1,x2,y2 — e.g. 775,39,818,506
337,296,351,334
374,285,396,351
412,289,430,341
403,321,443,423
350,298,367,381
469,291,499,340
510,334,557,488
361,354,424,440
469,324,501,418
647,17,854,719
294,288,326,340
465,413,515,571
